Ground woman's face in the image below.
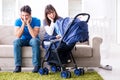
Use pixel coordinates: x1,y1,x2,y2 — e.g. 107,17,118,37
47,11,56,21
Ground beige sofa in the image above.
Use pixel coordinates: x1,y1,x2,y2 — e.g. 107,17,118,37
0,25,102,70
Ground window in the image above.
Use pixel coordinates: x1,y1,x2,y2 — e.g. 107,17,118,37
0,0,16,25
117,0,120,44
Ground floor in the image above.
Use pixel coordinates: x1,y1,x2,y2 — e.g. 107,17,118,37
97,59,120,80
97,44,120,80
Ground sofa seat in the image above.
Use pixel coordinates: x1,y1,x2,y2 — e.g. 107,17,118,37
0,45,45,58
0,44,93,67
0,45,92,58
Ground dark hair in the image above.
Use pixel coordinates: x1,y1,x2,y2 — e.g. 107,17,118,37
44,4,60,26
20,5,31,14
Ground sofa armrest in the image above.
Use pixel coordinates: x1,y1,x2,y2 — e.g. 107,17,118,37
92,37,103,65
92,37,103,49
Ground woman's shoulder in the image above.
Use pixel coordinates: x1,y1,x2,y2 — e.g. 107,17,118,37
58,17,63,20
56,17,63,22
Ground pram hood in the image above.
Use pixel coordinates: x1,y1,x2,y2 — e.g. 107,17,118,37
54,17,89,45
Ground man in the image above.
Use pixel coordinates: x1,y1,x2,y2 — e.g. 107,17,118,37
13,5,41,73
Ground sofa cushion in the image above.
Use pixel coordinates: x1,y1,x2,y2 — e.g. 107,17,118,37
72,45,92,58
0,25,45,45
0,45,45,58
0,26,15,45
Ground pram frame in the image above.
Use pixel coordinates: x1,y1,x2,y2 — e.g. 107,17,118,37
40,13,90,78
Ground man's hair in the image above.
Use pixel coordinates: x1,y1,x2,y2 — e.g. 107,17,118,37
20,5,31,14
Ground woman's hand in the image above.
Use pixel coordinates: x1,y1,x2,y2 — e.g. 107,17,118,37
56,35,61,39
48,16,54,22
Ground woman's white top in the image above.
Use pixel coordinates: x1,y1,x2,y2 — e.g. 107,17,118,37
44,22,55,36
44,22,55,45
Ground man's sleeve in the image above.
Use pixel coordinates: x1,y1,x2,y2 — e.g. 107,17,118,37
35,19,41,27
14,19,21,27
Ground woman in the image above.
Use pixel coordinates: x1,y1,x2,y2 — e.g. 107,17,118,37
43,4,62,49
42,4,75,65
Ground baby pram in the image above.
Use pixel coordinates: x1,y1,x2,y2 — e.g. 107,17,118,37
39,13,90,78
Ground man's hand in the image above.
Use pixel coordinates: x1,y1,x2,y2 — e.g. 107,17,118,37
21,16,31,26
21,18,26,26
26,17,31,25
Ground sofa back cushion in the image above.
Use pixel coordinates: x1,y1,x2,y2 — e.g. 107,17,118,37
0,25,46,45
0,25,15,45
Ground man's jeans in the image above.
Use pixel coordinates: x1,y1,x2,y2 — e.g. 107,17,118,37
13,38,41,66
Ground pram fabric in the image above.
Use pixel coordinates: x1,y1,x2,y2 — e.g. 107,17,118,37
54,17,89,45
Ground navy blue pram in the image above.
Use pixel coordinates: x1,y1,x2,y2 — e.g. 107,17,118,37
39,13,90,78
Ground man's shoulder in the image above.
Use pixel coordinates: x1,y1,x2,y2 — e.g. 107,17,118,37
31,17,41,26
32,17,40,21
15,18,22,26
15,18,22,24
15,18,21,21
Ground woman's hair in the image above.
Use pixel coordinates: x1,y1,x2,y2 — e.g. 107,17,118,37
44,4,60,26
20,5,31,14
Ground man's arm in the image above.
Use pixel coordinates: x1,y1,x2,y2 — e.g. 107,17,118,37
27,24,40,38
14,23,25,38
26,17,40,38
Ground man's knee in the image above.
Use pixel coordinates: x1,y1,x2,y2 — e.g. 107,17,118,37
30,38,40,46
13,38,22,46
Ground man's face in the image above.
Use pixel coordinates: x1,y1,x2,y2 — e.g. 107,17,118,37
20,11,31,21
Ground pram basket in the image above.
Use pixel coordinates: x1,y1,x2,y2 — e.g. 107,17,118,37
39,13,90,78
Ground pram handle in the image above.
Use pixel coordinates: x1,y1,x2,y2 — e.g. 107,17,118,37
74,13,90,23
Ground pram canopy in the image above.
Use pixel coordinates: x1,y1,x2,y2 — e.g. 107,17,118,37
54,15,89,45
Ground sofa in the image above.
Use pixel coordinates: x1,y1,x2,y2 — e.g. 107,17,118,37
0,25,102,71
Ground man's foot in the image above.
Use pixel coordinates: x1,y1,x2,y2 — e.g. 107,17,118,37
32,66,40,73
13,66,21,73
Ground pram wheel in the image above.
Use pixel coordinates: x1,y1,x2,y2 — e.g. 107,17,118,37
51,65,57,72
57,66,61,72
80,68,85,75
61,71,71,78
74,68,84,76
38,67,49,75
51,65,61,72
